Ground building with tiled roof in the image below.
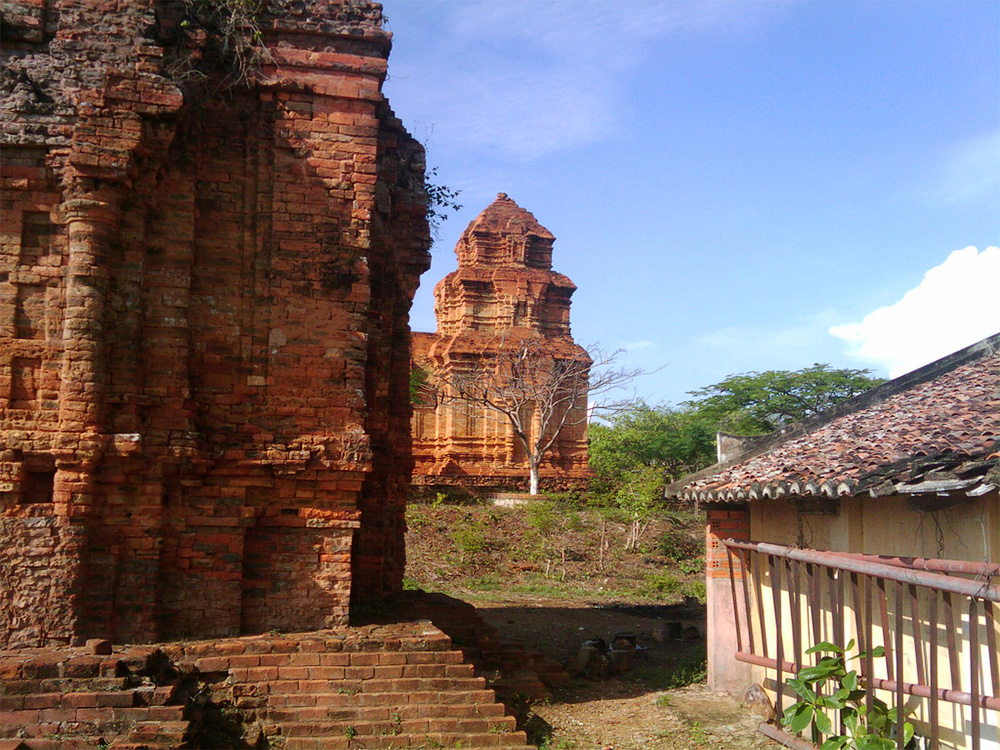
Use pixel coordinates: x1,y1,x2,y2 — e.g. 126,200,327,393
672,333,1000,505
665,333,1000,746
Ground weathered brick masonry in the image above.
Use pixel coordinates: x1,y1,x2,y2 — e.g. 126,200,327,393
1,0,431,648
411,194,590,492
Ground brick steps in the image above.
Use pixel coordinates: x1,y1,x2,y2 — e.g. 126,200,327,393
397,592,570,706
266,701,507,718
2,621,540,749
269,715,518,735
235,676,491,695
283,732,532,750
0,647,191,750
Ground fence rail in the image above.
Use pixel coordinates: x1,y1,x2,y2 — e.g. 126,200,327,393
722,539,1000,750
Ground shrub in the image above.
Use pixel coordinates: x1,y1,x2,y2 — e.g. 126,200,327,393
452,522,487,556
678,556,705,575
683,580,706,602
642,569,683,598
526,500,560,534
658,527,702,561
783,640,916,749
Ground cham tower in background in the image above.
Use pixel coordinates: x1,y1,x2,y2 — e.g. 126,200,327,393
0,0,430,648
411,193,591,494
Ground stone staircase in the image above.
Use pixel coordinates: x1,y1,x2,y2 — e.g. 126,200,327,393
0,644,190,749
162,622,534,750
396,592,570,705
1,620,543,749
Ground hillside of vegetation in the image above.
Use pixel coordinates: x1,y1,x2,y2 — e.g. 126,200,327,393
404,497,706,605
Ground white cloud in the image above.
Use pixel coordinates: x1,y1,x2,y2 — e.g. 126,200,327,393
830,246,1000,377
623,340,656,351
925,130,1000,206
387,1,781,160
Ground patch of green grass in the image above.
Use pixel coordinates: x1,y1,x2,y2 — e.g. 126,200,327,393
677,556,705,575
687,720,710,746
651,653,708,691
537,739,575,750
464,574,502,591
642,569,683,598
526,500,560,534
684,579,706,602
452,521,488,556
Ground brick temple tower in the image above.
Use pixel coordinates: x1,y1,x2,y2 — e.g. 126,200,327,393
411,194,591,492
1,0,430,648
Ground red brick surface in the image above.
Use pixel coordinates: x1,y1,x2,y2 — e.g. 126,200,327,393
0,624,537,748
411,194,590,490
706,508,750,579
1,0,430,648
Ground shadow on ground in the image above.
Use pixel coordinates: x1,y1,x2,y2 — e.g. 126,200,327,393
475,600,707,703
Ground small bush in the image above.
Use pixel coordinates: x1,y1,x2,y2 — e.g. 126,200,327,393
678,556,705,575
642,569,683,598
683,580,707,602
452,522,488,556
527,501,560,534
544,490,588,509
658,527,702,561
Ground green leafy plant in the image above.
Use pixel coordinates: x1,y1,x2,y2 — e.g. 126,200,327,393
526,500,559,534
425,167,462,240
452,519,488,557
678,555,705,575
642,568,682,598
782,640,915,750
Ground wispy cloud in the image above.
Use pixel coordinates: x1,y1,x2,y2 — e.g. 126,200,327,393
928,130,1000,206
696,309,844,369
622,340,656,351
830,246,1000,377
387,1,782,160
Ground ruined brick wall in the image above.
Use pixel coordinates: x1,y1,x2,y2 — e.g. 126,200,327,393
0,0,430,649
411,194,590,490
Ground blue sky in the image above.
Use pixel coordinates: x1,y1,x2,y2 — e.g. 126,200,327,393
381,0,1000,405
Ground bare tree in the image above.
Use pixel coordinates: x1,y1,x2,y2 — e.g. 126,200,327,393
422,334,642,495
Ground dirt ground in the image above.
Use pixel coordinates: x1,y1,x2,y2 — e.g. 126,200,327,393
405,503,782,749
468,594,780,750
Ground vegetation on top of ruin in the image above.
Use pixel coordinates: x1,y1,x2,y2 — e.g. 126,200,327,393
168,0,271,89
404,494,705,606
424,166,463,240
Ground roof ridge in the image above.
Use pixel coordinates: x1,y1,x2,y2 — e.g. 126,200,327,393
665,330,1000,496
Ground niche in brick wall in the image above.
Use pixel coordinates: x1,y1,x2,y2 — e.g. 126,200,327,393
21,456,55,504
19,211,55,266
14,283,46,339
10,357,41,408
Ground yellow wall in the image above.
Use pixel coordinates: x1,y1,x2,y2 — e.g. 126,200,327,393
734,490,999,749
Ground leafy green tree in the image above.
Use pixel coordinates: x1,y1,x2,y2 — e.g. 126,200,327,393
588,366,884,512
589,403,716,495
684,363,886,436
589,404,713,551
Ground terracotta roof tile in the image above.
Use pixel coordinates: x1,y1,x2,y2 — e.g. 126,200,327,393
669,333,1000,503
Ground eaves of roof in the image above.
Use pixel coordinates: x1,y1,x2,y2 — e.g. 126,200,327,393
665,332,1000,505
